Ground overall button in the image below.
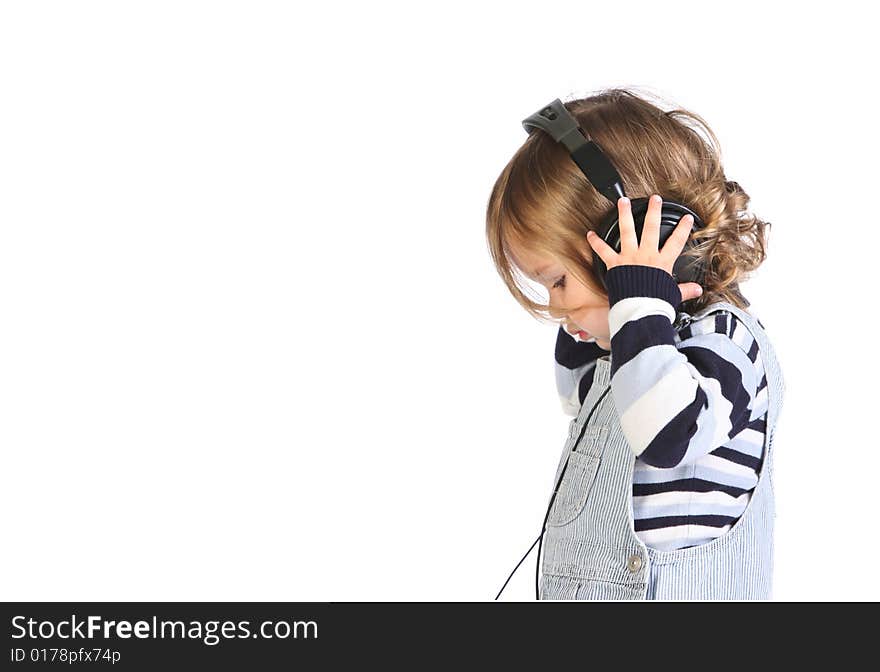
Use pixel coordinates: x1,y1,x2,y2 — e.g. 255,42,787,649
627,554,642,573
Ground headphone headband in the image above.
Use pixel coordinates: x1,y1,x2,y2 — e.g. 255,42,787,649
522,98,625,204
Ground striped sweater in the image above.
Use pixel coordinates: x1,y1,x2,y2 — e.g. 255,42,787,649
554,264,769,552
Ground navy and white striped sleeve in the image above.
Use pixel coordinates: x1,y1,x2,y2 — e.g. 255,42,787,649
554,325,607,417
605,265,760,468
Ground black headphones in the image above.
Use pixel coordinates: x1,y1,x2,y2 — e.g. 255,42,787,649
519,98,706,288
494,98,707,600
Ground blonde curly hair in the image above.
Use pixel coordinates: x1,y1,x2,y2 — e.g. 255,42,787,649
485,87,771,326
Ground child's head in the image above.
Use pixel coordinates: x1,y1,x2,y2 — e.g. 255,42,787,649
485,87,770,338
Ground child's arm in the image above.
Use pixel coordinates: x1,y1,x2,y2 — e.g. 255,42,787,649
605,265,760,468
554,326,607,416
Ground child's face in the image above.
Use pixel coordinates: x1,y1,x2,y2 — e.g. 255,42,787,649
509,242,612,351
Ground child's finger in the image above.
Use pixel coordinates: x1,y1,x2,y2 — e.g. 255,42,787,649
586,230,615,265
662,214,694,258
677,282,703,301
617,197,638,251
641,194,663,251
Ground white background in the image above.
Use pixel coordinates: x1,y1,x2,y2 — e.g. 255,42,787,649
1,1,876,601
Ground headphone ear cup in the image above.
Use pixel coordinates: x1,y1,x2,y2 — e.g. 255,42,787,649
659,202,706,285
590,197,706,290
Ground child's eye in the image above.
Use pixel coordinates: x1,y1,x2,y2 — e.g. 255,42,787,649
552,275,566,290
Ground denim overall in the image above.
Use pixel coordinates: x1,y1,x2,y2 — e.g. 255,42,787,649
539,300,785,600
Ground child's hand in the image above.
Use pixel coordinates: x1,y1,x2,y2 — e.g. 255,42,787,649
587,194,700,292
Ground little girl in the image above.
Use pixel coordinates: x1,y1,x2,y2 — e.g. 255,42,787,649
486,88,786,600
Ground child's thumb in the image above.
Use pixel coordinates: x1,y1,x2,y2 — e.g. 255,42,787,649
677,282,703,301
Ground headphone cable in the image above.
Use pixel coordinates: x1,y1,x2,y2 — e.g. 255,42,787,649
494,386,612,600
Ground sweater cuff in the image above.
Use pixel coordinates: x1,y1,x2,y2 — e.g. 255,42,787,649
605,265,682,310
